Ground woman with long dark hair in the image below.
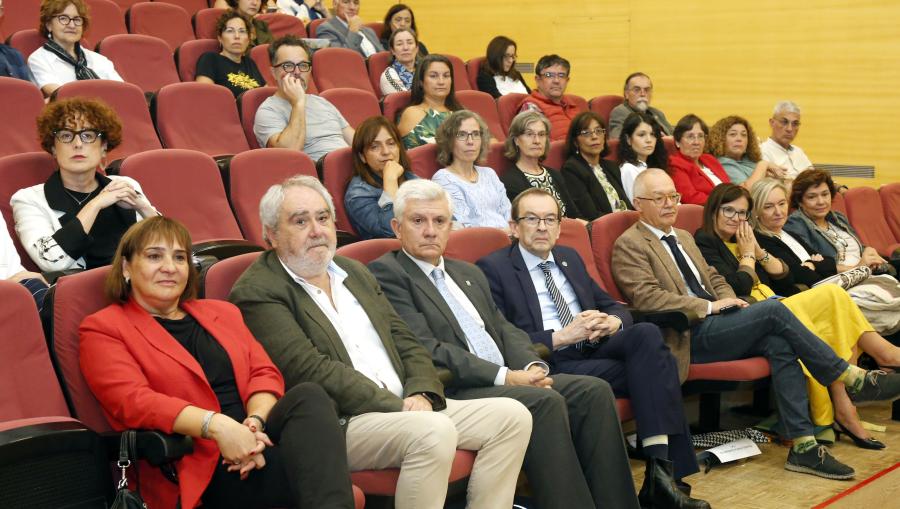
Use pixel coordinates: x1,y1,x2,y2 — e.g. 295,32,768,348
397,54,463,149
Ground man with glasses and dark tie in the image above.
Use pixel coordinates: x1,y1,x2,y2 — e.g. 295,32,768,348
518,54,579,141
476,187,710,509
760,100,814,180
613,168,900,481
253,36,354,161
369,179,642,509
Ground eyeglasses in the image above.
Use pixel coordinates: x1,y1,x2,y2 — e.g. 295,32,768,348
503,53,517,60
53,129,102,144
55,14,84,26
455,130,482,142
520,130,547,140
775,117,801,129
627,86,652,95
516,216,559,227
634,193,681,207
578,127,606,138
719,205,750,220
682,133,706,142
539,72,568,79
274,60,311,73
222,27,249,36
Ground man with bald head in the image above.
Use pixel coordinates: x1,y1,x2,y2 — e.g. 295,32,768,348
612,169,900,481
760,100,814,179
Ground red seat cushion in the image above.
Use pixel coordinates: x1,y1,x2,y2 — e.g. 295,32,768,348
686,357,770,382
615,398,633,422
350,450,475,496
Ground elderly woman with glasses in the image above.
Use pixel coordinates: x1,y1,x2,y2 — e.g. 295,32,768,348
196,10,266,98
500,111,584,221
668,114,730,205
694,183,900,449
11,98,157,273
28,0,123,98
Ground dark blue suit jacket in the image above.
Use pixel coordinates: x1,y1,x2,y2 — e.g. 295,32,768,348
476,243,632,352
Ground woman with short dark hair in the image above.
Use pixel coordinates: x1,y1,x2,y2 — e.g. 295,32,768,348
224,0,274,46
617,111,668,202
195,10,265,97
379,3,428,55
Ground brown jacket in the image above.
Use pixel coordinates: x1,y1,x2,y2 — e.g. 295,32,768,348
611,221,735,380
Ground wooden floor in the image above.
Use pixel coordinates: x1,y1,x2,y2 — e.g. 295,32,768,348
628,395,900,509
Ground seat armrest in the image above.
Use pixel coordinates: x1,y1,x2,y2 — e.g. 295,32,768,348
192,240,264,260
631,308,700,332
103,431,193,466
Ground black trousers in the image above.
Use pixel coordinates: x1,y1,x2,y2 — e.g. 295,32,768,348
201,383,355,509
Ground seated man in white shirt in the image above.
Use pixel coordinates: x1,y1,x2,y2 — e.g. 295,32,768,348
760,100,814,180
229,175,532,509
253,36,354,162
316,0,384,58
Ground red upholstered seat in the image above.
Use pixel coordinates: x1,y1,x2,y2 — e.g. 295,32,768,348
443,53,470,91
843,186,900,257
175,38,219,82
229,148,317,246
336,238,402,265
0,152,56,272
0,77,44,157
543,139,566,170
257,12,307,38
485,141,508,178
0,0,40,41
127,2,195,51
497,92,526,136
321,147,359,236
881,183,900,240
82,0,128,50
236,86,276,148
313,47,375,94
686,357,771,382
351,450,476,496
465,56,484,90
381,90,411,123
154,82,250,157
673,204,704,235
662,136,676,157
7,29,45,63
557,218,604,288
408,142,439,179
363,21,384,36
249,43,275,86
590,210,641,302
320,88,382,129
203,251,262,300
444,227,511,263
588,95,623,127
615,399,633,422
155,0,208,16
307,18,325,38
111,0,141,12
366,50,391,97
99,34,180,92
565,94,589,115
830,191,847,215
457,90,505,142
192,7,225,39
604,138,619,161
352,486,364,509
55,80,163,162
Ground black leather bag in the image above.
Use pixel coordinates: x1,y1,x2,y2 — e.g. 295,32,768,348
112,431,149,509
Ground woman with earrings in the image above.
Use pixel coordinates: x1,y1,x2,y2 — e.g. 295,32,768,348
28,0,123,98
397,54,463,149
195,10,265,98
617,111,668,202
11,98,158,273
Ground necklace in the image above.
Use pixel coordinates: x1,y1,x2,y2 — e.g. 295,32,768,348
63,187,98,207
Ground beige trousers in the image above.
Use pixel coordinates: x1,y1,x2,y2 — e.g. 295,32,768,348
346,397,531,509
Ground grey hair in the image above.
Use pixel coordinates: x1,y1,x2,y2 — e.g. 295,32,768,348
749,178,790,236
394,179,453,219
504,110,551,161
259,174,335,246
772,100,801,116
632,168,670,199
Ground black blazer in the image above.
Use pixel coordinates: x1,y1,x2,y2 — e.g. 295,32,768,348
476,68,530,99
476,243,631,351
756,232,837,287
499,164,582,219
694,230,799,298
559,154,632,220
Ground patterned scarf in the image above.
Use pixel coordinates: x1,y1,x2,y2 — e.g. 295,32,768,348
42,38,100,81
391,59,414,90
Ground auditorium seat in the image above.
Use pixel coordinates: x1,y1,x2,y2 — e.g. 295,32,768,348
408,142,440,179
381,90,411,123
843,186,900,257
257,12,306,38
336,238,402,265
111,0,141,12
175,38,219,82
363,21,384,37
312,47,375,94
307,18,325,38
366,50,391,97
465,56,484,90
589,210,641,302
485,141,508,178
673,204,704,235
321,147,360,238
588,94,623,127
192,7,225,39
456,89,505,142
0,152,56,272
7,29,45,62
444,227,511,263
497,92,526,136
250,43,276,85
662,136,676,157
202,251,261,300
229,148,317,246
443,53,471,91
566,94,589,115
236,86,276,148
831,190,847,215
127,2,195,51
0,0,39,41
556,218,604,288
604,138,619,161
543,140,566,171
54,80,163,163
155,0,208,16
98,34,180,92
320,88,381,129
153,82,250,157
880,182,900,240
82,0,128,49
0,77,45,157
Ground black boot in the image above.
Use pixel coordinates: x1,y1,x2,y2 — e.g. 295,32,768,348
638,457,711,509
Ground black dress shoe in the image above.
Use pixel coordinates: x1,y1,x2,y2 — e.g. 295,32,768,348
638,457,711,509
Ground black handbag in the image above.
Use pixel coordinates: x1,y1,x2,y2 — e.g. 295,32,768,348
112,430,149,509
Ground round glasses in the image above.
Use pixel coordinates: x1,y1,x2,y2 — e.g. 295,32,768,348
53,129,102,144
55,14,84,26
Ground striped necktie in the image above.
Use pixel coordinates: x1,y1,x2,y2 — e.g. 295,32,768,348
538,261,584,351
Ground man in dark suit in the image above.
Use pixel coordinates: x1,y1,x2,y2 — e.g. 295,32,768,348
369,179,640,509
317,0,384,57
476,187,707,509
229,175,532,509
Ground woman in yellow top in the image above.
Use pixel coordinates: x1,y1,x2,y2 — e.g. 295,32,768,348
694,183,900,450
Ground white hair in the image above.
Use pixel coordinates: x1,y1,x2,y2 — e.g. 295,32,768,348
632,168,671,199
259,174,335,245
772,100,801,116
394,179,453,219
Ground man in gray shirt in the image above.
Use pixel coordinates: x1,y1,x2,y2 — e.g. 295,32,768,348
608,72,673,139
253,36,354,162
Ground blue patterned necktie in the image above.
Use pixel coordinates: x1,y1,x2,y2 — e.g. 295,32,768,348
431,268,505,365
538,261,584,351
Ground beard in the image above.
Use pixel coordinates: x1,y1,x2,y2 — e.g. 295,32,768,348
634,99,649,112
282,239,336,280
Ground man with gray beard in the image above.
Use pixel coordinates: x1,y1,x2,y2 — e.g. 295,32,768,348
608,72,673,138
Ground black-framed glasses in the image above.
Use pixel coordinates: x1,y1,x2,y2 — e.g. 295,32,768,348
274,61,311,73
516,216,559,227
578,127,606,137
53,129,102,144
634,193,681,207
455,130,482,142
719,205,750,220
55,14,84,26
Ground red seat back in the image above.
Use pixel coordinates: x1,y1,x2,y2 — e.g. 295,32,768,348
320,88,381,129
236,86,276,149
604,138,619,161
557,218,604,289
363,21,384,37
119,149,244,241
0,281,70,420
408,143,440,179
203,251,261,300
111,0,141,12
843,186,899,256
127,2,195,51
321,147,359,236
565,94,589,115
0,77,45,157
0,152,57,272
192,7,225,39
154,82,250,157
98,34,179,92
307,18,325,37
155,0,208,16
465,56,484,90
443,53,470,91
445,227,511,263
543,140,566,170
336,238,402,265
175,38,219,82
590,210,641,301
229,148,317,245
7,29,46,61
456,90,505,142
381,90,411,123
497,92,526,137
0,0,40,41
366,50,391,97
662,136,676,158
312,47,374,94
82,0,128,50
485,141,507,178
673,204,704,235
257,12,306,38
589,95,622,127
880,183,900,240
55,80,163,161
249,43,275,86
831,191,847,215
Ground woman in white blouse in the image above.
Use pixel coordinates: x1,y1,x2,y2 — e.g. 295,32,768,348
475,36,530,99
617,111,668,202
380,28,418,95
28,0,123,98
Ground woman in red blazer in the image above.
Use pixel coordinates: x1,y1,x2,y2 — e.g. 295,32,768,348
79,217,355,509
668,114,731,205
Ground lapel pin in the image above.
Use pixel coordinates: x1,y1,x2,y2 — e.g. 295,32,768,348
561,261,568,267
465,280,471,286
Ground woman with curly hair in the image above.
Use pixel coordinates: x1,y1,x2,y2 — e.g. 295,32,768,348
707,115,787,188
195,10,265,98
11,98,158,273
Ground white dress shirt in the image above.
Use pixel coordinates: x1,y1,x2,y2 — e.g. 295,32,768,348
280,259,405,397
641,221,714,316
620,161,648,202
760,138,813,180
518,244,583,332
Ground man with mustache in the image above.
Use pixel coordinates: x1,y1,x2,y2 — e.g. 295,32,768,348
518,54,580,141
760,100,814,180
229,175,532,509
608,72,673,138
253,36,354,161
